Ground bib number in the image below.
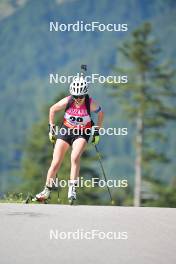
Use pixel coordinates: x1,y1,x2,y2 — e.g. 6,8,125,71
70,116,83,123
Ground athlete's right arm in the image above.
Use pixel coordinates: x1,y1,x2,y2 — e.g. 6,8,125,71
49,97,69,125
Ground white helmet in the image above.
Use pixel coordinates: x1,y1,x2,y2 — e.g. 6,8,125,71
69,76,88,96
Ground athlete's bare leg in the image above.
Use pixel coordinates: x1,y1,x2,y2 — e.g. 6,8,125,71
70,137,87,181
46,139,70,186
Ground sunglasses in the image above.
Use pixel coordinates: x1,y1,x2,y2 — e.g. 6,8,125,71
73,95,85,99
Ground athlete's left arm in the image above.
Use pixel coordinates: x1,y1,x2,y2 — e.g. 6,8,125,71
90,100,104,128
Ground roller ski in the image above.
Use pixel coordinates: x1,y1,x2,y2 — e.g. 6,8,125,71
68,182,77,205
24,186,51,204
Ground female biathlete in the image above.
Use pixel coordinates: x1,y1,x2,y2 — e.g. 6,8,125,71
34,75,104,203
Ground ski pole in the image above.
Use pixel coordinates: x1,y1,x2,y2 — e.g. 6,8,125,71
81,64,87,77
52,143,61,203
81,64,87,71
94,145,115,205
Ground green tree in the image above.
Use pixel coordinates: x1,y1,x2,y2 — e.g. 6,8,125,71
142,177,176,207
110,22,176,206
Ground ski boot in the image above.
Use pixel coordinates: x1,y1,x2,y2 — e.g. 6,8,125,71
34,186,52,203
68,180,77,205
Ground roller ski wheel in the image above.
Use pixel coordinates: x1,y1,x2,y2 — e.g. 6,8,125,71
24,194,50,204
32,196,50,204
24,194,33,204
69,197,76,205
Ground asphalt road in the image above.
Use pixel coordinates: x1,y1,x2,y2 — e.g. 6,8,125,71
0,204,175,264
